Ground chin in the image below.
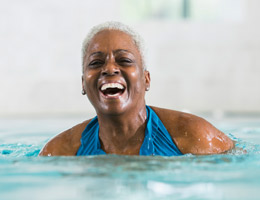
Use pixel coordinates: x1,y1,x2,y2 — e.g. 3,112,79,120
94,103,127,116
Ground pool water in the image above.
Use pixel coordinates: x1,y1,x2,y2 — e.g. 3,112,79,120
0,116,260,200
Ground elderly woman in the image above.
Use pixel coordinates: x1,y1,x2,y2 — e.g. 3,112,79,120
39,22,234,156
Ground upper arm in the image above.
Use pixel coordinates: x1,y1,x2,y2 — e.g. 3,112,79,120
148,106,234,155
39,131,72,156
39,119,91,156
39,138,60,156
175,115,234,155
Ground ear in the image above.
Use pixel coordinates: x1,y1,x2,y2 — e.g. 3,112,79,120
144,70,151,91
81,75,86,95
81,75,84,90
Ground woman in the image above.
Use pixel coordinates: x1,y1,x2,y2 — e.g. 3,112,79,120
39,22,234,156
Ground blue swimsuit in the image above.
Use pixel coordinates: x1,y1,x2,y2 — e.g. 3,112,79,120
76,106,183,156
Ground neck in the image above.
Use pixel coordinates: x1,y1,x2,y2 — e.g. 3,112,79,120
97,105,147,155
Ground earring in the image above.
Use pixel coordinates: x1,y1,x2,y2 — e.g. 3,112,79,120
81,90,86,95
146,87,150,91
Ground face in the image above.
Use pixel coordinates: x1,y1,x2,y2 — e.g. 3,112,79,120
82,30,150,116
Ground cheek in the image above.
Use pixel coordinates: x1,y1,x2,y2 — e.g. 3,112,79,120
86,71,94,80
83,73,98,103
83,72,96,93
129,69,145,91
129,66,143,79
84,70,97,83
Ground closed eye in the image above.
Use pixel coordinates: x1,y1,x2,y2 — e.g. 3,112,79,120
117,58,133,66
89,60,104,68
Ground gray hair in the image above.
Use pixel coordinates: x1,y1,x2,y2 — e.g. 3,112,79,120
81,21,146,72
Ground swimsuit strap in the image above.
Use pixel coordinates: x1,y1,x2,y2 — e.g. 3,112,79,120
76,106,182,156
76,117,105,156
140,106,183,156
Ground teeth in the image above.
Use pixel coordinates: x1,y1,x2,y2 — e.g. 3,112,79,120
101,83,124,91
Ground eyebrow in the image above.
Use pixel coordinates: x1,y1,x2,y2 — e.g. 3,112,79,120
88,51,104,58
88,49,134,60
90,49,132,56
113,49,132,54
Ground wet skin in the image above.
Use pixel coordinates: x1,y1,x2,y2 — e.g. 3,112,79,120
82,30,150,154
39,30,234,156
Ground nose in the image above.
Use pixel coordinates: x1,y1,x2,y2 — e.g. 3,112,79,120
101,61,120,76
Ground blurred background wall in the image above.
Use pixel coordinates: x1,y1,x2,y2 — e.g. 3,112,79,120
0,0,259,117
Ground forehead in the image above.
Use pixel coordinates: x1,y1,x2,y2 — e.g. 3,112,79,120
86,30,140,55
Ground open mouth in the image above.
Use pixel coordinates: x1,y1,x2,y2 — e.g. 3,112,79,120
100,83,126,98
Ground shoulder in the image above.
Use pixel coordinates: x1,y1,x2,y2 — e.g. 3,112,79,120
39,119,92,156
149,106,234,155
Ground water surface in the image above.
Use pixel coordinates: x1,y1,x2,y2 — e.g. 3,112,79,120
0,116,259,200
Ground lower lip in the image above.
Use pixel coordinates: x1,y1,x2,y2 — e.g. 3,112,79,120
100,90,125,99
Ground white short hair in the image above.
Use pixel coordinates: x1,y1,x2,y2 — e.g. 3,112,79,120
82,21,146,72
